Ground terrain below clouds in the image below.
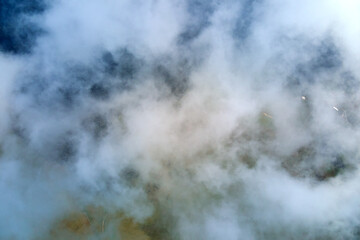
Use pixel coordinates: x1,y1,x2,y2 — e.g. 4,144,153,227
1,0,360,239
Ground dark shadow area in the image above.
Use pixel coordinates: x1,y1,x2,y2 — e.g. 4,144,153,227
0,0,47,54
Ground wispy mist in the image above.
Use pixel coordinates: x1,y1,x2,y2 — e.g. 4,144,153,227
1,0,360,239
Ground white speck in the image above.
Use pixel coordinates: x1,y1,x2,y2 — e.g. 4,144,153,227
263,113,273,119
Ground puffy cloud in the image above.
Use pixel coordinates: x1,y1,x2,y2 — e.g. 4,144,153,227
1,0,360,239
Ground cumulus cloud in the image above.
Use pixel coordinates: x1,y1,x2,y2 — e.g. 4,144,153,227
1,0,360,239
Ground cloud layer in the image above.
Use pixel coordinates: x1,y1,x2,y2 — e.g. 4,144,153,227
1,0,360,239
